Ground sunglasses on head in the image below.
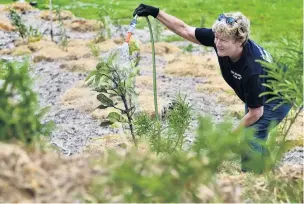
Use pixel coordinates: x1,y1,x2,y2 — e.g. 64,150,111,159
218,14,237,25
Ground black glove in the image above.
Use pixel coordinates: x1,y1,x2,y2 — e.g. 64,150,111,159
133,4,159,18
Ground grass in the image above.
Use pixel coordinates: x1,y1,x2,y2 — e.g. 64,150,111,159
1,0,302,46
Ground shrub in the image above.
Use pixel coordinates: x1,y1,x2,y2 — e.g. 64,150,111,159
0,59,53,144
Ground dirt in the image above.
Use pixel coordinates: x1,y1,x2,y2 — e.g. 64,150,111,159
0,5,302,165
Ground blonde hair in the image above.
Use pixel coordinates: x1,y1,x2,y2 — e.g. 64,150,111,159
212,12,250,46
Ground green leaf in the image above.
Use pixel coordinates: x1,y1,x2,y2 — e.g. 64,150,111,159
100,120,113,127
96,104,108,109
94,86,108,93
97,93,114,106
107,112,128,123
259,91,275,97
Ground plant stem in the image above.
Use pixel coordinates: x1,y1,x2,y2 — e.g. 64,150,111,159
121,94,137,147
274,106,302,162
49,0,53,41
145,16,159,121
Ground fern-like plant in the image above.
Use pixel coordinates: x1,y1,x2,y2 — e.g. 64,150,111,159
257,37,303,164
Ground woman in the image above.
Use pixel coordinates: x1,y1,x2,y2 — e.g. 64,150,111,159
133,4,291,173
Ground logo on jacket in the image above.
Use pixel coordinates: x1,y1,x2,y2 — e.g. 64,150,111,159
231,70,242,80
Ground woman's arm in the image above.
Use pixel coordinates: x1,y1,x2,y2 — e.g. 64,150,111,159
156,10,201,44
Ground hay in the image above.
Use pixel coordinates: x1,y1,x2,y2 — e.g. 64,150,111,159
96,39,120,53
40,10,74,21
31,39,92,62
60,58,98,72
0,19,15,31
5,2,35,12
32,46,72,62
0,143,92,203
0,48,11,55
91,107,122,120
137,89,166,117
140,42,181,55
27,40,54,52
11,46,32,56
164,53,219,77
216,92,240,105
67,19,101,32
135,76,153,88
287,112,304,141
195,82,232,94
60,85,99,112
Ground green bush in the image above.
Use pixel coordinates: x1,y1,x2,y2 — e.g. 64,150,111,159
86,115,302,203
0,59,53,144
86,46,139,145
257,37,303,165
134,93,192,154
9,9,43,41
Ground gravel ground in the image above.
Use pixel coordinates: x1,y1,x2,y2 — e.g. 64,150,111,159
0,9,302,165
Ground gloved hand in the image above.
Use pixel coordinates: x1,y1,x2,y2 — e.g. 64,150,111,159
133,4,159,18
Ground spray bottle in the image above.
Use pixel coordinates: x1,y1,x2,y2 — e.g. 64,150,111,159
125,14,138,43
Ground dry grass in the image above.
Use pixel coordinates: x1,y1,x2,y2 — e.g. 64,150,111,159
0,19,15,31
66,19,102,32
59,58,98,72
60,83,99,112
140,42,182,55
95,39,121,53
135,75,154,88
0,143,92,203
40,10,74,21
164,53,219,77
30,39,92,62
4,2,35,12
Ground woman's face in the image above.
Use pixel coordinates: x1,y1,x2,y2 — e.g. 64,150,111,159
214,32,242,57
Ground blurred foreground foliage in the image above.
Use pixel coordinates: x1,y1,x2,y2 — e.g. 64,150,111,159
0,59,53,144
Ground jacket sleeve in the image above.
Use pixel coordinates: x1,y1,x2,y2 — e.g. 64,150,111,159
195,28,215,47
244,74,266,108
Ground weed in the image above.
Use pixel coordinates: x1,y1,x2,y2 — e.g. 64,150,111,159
55,6,69,51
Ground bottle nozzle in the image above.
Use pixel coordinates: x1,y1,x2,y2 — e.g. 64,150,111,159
125,15,138,43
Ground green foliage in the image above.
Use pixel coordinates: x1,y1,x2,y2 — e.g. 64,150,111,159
88,42,100,58
134,94,192,154
86,115,302,202
55,6,69,51
26,0,302,46
27,25,43,42
200,15,206,27
8,9,27,39
183,44,194,53
86,48,139,145
257,37,303,164
9,9,43,41
163,35,184,42
128,40,141,67
258,38,303,110
95,5,113,42
0,59,53,144
88,148,223,203
151,18,164,42
193,116,251,171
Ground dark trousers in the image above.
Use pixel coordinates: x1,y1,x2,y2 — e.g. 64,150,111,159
241,99,291,173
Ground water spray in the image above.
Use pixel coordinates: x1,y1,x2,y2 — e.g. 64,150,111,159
125,15,159,121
